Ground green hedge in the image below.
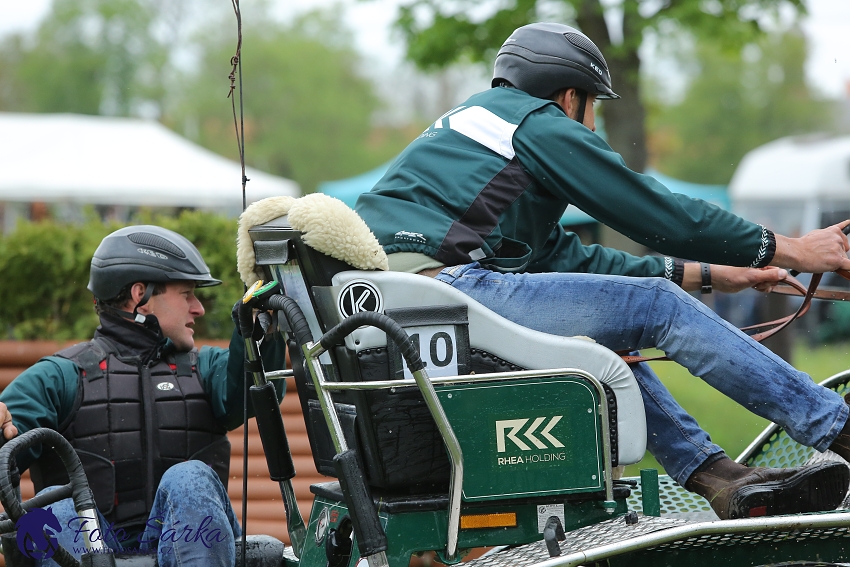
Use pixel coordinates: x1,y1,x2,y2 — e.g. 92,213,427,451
0,212,241,340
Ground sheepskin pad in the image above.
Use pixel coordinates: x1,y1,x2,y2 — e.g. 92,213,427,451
237,193,388,287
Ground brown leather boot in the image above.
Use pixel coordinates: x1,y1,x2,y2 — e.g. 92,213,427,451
685,455,849,520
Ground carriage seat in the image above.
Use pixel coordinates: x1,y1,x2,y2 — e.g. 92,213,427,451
238,194,647,490
330,269,647,465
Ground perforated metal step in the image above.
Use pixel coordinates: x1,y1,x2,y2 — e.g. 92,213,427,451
465,515,686,566
465,511,850,567
625,474,714,516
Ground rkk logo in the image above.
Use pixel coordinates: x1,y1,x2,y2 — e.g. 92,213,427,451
16,507,62,559
496,417,564,452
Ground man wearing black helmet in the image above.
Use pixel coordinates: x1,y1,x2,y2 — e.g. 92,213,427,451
356,22,850,520
0,226,286,566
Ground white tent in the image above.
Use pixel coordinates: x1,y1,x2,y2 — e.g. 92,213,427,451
0,112,299,209
729,134,850,236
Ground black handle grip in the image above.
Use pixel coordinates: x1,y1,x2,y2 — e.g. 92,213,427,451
265,294,314,347
320,312,424,373
0,429,95,521
238,300,256,341
333,449,387,557
0,484,73,533
249,383,295,481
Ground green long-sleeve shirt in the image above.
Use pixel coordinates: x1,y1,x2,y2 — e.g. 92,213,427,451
357,87,774,277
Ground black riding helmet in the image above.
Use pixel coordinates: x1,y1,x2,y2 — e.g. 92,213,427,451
492,22,619,101
88,226,221,306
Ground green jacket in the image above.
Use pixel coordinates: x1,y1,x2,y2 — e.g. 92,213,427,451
356,87,774,279
0,324,287,471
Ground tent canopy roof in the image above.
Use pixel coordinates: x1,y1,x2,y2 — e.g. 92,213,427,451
0,113,299,208
729,134,850,201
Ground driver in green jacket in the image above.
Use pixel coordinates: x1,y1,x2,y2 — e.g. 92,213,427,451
356,22,850,520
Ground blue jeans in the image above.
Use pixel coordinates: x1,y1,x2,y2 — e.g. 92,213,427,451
435,264,849,485
35,461,240,567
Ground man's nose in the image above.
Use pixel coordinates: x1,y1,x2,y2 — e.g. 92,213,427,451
191,297,205,317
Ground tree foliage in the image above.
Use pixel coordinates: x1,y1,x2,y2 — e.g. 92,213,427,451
0,212,240,341
648,30,832,184
0,0,168,116
168,11,414,193
393,0,806,171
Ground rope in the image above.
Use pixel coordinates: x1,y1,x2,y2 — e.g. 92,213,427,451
228,1,250,564
228,0,249,210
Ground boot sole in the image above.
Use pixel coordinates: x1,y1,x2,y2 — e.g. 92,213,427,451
726,461,850,519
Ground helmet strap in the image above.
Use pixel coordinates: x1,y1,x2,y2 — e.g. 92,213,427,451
95,282,156,324
131,283,157,323
575,90,588,126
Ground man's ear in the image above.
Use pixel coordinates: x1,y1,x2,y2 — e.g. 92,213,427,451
124,283,148,313
554,88,576,119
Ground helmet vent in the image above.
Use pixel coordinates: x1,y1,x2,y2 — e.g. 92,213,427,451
127,232,187,259
564,32,607,68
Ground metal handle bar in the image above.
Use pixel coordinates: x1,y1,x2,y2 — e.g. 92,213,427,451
317,311,424,372
0,428,107,567
0,429,95,522
305,310,463,562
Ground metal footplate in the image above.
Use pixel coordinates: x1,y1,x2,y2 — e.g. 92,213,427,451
467,515,686,566
466,511,850,567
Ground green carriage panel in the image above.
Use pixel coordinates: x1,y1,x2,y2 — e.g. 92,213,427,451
435,375,605,502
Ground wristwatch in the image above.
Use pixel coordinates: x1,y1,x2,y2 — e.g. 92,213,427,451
700,263,712,294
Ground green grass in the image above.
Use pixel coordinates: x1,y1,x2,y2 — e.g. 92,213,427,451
623,341,850,478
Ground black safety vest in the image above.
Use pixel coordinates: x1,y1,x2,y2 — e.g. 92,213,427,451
30,338,231,529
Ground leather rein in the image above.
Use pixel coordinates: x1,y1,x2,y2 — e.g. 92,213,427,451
620,268,850,365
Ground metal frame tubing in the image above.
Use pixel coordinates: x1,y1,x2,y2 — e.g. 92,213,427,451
301,348,617,560
78,508,106,552
409,366,464,561
302,340,467,561
264,369,294,380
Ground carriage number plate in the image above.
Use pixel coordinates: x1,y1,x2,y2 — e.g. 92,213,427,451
398,324,458,380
